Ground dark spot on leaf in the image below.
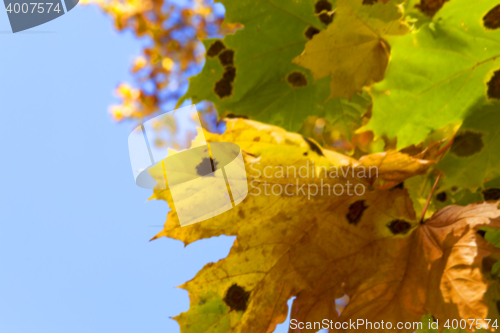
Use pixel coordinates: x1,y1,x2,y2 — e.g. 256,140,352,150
305,26,320,39
303,152,308,156
399,144,423,156
477,229,487,238
415,0,448,17
219,49,234,66
487,70,500,99
223,284,250,312
225,112,248,119
346,200,368,225
315,0,332,13
450,130,484,157
483,188,500,201
482,256,498,277
315,0,334,24
451,186,459,192
436,191,447,202
287,72,308,88
387,220,412,235
223,66,236,82
496,300,500,315
206,40,225,57
363,0,378,4
319,12,334,25
214,78,233,99
484,5,500,29
303,136,324,156
196,157,217,176
394,182,404,189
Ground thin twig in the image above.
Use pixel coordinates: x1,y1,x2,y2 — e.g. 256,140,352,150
420,172,442,223
420,137,455,222
377,181,396,189
436,137,455,157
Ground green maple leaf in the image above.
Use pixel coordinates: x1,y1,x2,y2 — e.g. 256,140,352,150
367,0,500,148
179,0,370,138
293,0,409,100
438,99,500,189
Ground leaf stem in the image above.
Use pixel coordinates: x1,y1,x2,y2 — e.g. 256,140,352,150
420,172,441,223
436,137,454,157
377,181,396,189
420,137,455,222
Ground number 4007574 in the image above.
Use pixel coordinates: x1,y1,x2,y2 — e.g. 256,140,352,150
6,3,61,14
444,319,498,330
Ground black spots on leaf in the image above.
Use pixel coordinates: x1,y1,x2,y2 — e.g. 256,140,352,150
303,136,324,156
483,188,500,201
450,130,484,157
387,220,412,235
414,0,448,17
362,0,378,4
214,78,233,99
481,256,498,278
225,112,249,119
319,12,334,25
484,5,500,30
207,40,225,57
214,49,236,99
287,71,308,88
436,191,447,202
219,49,234,66
223,284,250,312
477,229,487,238
196,157,217,176
394,182,404,190
315,0,331,13
223,66,236,82
346,200,368,225
487,70,500,100
496,300,500,315
305,26,320,40
315,0,334,24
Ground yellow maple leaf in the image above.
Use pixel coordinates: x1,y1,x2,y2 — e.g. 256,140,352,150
293,0,409,100
155,184,500,332
146,119,500,333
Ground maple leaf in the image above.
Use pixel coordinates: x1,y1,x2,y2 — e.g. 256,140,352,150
368,0,500,148
293,0,410,100
156,192,500,332
356,149,435,184
179,0,372,138
146,119,500,333
438,99,500,190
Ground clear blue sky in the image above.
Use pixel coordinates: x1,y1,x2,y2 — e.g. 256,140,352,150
0,4,299,333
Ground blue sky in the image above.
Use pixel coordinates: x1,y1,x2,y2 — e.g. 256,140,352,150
0,4,299,333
